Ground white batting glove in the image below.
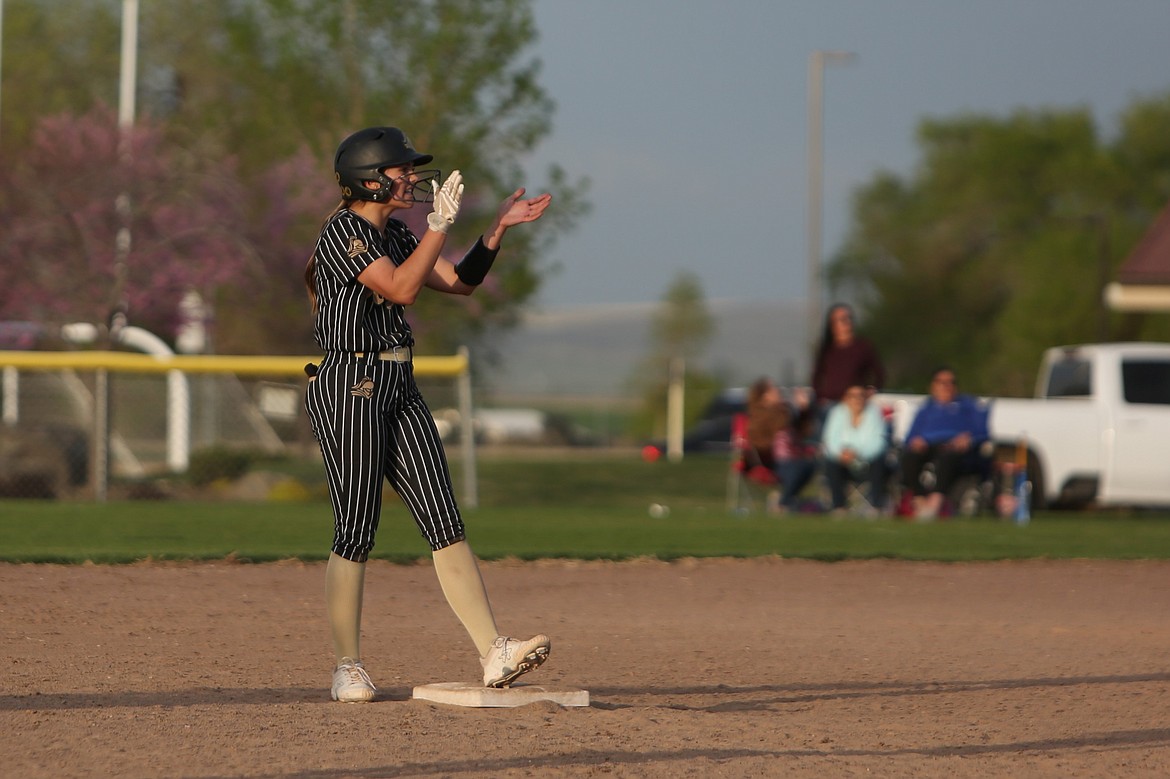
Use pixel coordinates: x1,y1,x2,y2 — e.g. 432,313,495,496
426,169,464,234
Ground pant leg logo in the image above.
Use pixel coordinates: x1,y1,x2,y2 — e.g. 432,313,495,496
351,377,375,399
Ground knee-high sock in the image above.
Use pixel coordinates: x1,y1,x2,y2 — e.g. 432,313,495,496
325,552,366,664
432,540,499,656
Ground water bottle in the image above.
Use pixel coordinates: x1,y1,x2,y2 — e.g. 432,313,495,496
1013,469,1031,526
1012,438,1031,526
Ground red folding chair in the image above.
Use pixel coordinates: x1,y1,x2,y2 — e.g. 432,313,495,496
726,412,779,514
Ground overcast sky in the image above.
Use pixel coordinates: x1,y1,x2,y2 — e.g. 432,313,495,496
522,0,1170,326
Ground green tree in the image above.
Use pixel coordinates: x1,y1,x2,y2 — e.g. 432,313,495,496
0,0,589,356
628,271,719,440
147,0,591,355
0,107,264,338
830,94,1170,396
0,1,121,150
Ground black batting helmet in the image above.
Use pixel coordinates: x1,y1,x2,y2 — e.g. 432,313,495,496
334,127,435,202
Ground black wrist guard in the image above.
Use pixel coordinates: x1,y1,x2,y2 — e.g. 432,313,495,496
455,238,499,286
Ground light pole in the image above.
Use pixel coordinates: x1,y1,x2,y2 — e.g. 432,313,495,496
806,49,856,346
0,0,5,149
110,0,138,333
95,0,139,501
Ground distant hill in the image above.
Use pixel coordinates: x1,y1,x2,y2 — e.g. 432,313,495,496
484,299,812,400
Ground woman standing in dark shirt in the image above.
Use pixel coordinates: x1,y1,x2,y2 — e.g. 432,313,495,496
811,303,885,406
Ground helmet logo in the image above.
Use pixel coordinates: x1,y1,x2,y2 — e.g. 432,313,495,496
346,237,368,258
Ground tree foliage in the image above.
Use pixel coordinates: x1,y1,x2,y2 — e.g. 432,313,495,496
829,93,1170,396
0,1,122,145
145,0,591,355
649,271,715,364
0,0,588,355
628,272,719,439
0,107,245,336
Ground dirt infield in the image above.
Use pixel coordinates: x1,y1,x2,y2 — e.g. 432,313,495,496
4,557,1170,778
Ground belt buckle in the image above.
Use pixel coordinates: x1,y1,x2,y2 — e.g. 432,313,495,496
387,345,410,362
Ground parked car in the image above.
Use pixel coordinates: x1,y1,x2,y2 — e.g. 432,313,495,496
644,387,747,456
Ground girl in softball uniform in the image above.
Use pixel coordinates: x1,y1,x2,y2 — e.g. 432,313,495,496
304,126,552,702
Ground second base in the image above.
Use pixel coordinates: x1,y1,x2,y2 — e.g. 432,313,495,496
412,681,589,708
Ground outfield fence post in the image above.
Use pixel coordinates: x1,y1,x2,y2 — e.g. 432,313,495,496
94,368,110,502
457,345,478,509
2,366,17,426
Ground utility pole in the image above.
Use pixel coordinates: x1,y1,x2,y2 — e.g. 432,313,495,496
806,50,856,346
0,0,5,150
96,0,139,502
110,0,139,335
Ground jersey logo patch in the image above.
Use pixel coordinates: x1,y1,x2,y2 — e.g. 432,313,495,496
346,237,368,258
350,377,375,399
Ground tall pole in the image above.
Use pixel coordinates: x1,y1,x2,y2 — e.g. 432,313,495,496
118,0,138,131
111,0,138,331
666,357,685,463
96,0,139,501
0,0,5,150
806,50,855,346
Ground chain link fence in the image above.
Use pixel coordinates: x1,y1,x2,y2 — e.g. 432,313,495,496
0,351,475,505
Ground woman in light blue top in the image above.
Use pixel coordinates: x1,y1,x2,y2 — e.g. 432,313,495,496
821,385,890,512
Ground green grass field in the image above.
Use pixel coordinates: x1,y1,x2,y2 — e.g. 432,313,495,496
3,452,1169,563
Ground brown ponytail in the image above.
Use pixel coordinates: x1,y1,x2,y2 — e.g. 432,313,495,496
305,200,352,314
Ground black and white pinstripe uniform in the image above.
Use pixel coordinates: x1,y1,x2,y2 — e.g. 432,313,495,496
305,209,465,562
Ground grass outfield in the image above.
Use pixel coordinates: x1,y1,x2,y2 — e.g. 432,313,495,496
2,452,1169,563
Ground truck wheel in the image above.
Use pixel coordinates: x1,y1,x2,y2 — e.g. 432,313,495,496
1026,453,1046,511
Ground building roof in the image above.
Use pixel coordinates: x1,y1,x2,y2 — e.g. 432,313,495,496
1105,199,1170,312
1117,199,1170,285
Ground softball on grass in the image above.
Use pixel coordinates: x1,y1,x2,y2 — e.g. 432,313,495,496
648,503,670,518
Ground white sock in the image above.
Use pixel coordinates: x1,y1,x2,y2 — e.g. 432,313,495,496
325,552,366,665
432,540,499,656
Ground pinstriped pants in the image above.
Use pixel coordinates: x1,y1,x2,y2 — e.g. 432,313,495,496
305,354,466,562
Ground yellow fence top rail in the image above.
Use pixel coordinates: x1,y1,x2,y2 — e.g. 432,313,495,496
0,351,468,378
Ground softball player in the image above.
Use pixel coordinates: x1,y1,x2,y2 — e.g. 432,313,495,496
303,127,552,702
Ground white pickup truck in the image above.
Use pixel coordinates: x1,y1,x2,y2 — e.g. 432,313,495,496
876,343,1170,510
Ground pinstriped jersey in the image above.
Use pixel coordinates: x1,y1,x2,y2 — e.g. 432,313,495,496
311,210,417,352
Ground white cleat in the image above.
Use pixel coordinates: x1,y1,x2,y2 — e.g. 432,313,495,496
481,635,551,688
331,658,377,702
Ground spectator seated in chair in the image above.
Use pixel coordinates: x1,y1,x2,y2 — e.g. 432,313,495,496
742,377,784,479
821,384,891,515
771,386,819,513
732,378,818,513
727,378,781,512
899,366,990,520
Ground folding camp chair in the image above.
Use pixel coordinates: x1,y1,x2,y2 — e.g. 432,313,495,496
832,402,898,516
726,412,780,514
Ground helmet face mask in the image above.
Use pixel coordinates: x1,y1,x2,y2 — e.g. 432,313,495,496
334,127,437,203
358,167,441,204
398,168,442,204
